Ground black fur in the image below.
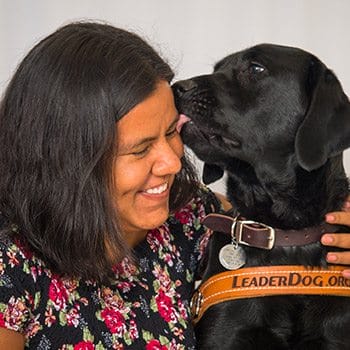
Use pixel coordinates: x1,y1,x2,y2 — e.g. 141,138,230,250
173,44,350,349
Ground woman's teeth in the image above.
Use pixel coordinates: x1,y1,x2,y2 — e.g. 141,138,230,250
144,183,168,194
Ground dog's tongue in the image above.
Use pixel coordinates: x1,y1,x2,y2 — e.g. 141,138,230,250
176,114,191,133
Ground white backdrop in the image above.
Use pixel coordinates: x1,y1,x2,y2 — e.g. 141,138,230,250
1,0,350,194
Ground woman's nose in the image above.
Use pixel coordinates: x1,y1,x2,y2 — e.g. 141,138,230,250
152,142,183,176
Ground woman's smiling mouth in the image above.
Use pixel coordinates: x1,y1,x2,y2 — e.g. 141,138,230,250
143,182,168,195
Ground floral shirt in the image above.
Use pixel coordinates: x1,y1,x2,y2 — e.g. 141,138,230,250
0,188,219,349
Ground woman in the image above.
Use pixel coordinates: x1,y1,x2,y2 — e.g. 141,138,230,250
0,22,349,349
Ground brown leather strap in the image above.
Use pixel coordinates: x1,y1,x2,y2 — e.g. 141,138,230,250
191,265,350,323
203,213,337,249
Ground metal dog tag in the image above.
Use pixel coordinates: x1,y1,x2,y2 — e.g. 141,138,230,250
219,244,246,270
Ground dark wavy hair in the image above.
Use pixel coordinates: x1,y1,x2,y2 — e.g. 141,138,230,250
0,22,199,282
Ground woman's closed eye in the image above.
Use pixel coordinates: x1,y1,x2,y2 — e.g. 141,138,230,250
132,145,150,157
129,124,178,158
166,127,178,138
132,131,176,157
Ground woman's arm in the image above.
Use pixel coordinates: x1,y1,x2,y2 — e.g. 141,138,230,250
321,197,350,278
0,328,25,349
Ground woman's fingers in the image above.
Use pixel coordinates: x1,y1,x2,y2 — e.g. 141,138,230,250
324,249,350,279
325,250,350,265
321,233,350,275
326,211,350,226
342,270,350,278
321,233,350,249
322,210,350,278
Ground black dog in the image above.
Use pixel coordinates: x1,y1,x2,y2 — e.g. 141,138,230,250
173,44,350,349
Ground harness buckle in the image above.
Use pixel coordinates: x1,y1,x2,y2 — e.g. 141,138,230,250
190,290,203,320
233,219,276,250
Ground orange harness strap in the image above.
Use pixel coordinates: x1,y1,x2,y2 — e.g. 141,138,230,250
191,265,350,323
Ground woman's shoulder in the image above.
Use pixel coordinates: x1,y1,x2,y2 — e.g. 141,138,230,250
0,221,49,297
0,234,40,288
0,212,46,270
0,234,39,336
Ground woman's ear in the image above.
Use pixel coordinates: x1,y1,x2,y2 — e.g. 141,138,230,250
295,60,350,172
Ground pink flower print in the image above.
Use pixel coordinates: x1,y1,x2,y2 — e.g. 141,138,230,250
184,229,194,240
7,250,20,267
26,315,41,338
146,339,168,350
30,266,38,282
0,313,5,327
44,307,56,327
151,229,164,245
163,253,174,266
66,307,80,327
112,343,124,350
148,227,172,252
175,280,182,288
101,288,128,312
174,206,194,225
73,341,95,350
116,281,132,293
3,296,28,330
48,276,69,311
79,297,89,306
147,231,163,252
168,339,183,350
153,266,172,291
129,319,139,340
173,327,185,341
101,308,126,335
113,257,138,279
25,292,34,307
193,195,206,217
63,279,79,293
177,299,188,320
14,239,33,259
155,290,176,323
198,229,212,260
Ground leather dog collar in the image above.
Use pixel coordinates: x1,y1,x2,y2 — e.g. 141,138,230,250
203,213,338,249
191,265,350,323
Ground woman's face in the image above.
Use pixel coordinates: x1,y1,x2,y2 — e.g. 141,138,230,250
114,81,183,245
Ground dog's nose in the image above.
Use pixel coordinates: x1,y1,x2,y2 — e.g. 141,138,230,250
173,79,198,95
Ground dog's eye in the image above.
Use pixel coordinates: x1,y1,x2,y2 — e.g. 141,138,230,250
249,63,265,74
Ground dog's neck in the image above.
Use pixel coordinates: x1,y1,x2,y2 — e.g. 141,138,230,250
225,154,348,230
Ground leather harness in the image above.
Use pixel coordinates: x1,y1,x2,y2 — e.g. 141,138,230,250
191,213,350,323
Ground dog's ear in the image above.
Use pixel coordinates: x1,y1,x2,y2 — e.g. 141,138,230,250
202,163,224,184
295,59,350,171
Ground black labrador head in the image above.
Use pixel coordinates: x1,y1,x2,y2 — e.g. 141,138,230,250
173,44,350,186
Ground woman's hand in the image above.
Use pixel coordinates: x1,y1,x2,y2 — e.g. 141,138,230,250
321,197,350,278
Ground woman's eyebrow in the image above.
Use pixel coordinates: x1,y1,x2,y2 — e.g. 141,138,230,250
119,114,179,153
